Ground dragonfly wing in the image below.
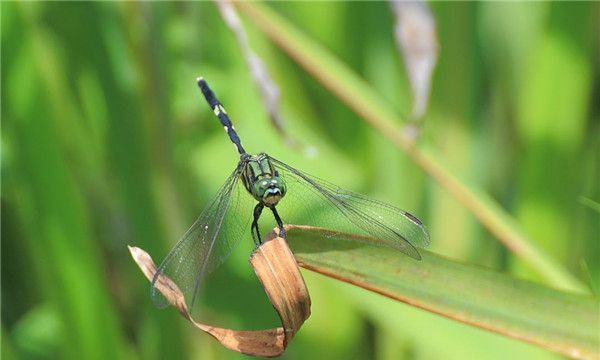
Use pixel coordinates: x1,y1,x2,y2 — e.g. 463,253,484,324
151,164,254,319
270,157,429,260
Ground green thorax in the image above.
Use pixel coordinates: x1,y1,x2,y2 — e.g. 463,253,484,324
241,153,287,207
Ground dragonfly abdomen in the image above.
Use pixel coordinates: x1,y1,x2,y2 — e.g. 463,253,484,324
197,77,246,155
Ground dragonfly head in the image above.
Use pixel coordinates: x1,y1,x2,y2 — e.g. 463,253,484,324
242,153,287,206
252,176,286,206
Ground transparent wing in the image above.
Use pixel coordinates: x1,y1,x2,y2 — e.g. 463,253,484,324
270,156,429,260
151,164,254,319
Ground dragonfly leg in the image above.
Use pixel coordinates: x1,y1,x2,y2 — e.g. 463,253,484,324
251,203,264,245
270,206,286,239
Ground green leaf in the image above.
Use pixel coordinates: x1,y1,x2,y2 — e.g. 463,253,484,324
286,226,599,359
580,197,600,214
236,1,588,294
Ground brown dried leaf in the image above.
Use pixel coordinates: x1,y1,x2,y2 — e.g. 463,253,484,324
128,231,310,357
391,0,438,122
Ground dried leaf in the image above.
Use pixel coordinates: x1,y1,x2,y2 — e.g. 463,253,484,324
391,0,438,122
128,231,310,357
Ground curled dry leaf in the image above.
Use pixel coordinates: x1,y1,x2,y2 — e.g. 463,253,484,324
391,0,438,122
128,231,311,357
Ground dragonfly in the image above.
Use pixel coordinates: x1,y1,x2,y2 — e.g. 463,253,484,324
151,77,430,316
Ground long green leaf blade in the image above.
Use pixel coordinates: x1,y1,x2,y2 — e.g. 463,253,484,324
286,226,599,359
235,1,587,294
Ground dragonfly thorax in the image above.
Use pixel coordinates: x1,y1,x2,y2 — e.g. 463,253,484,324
241,153,287,206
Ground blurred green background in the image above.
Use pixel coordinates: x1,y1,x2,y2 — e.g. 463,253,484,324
2,2,598,360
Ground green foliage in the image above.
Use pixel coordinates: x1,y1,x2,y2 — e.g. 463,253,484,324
2,2,598,360
289,227,599,359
